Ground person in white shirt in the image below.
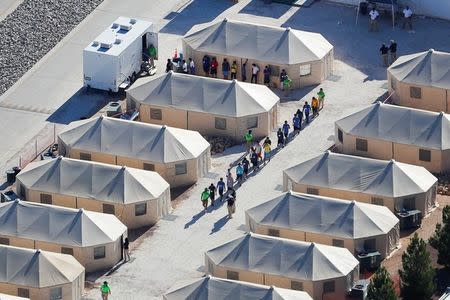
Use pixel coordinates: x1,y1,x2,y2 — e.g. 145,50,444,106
188,58,195,74
182,60,188,73
251,64,259,84
402,6,413,30
369,8,380,32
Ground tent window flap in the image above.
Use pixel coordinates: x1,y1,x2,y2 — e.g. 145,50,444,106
215,117,227,130
291,281,304,291
175,163,187,175
306,187,319,195
50,287,63,300
356,138,368,152
150,108,162,120
40,193,52,204
419,149,431,162
135,203,147,216
0,237,9,245
247,116,258,129
61,247,74,256
94,246,106,259
323,281,335,293
268,229,280,237
226,270,239,280
332,239,344,248
300,64,311,76
410,86,422,99
103,203,115,215
143,163,155,171
79,152,91,161
18,288,30,298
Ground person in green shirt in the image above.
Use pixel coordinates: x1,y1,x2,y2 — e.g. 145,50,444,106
201,188,210,210
148,44,157,67
317,88,325,110
100,281,111,300
283,75,292,97
244,130,254,153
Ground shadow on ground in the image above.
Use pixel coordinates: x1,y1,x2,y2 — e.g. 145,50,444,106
160,0,233,35
239,0,292,19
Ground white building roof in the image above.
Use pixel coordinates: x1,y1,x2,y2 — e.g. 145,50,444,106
84,17,152,57
335,103,450,150
388,49,450,89
127,72,279,117
0,200,127,247
17,157,169,204
58,116,210,163
183,19,333,65
0,245,84,288
163,276,313,300
283,151,437,198
206,233,358,281
246,192,399,239
0,293,29,300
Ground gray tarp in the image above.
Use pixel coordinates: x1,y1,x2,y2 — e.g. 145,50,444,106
206,233,358,281
336,103,450,150
183,19,333,65
58,116,210,163
0,200,126,247
17,157,169,204
284,151,437,198
127,72,279,117
246,192,399,239
163,276,313,300
388,49,450,89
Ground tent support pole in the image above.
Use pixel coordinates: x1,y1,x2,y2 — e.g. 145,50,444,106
391,142,394,158
446,89,448,112
356,0,361,25
392,0,395,29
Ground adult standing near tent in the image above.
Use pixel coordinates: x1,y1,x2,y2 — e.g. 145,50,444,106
280,69,287,86
303,101,311,124
226,189,236,219
189,58,195,74
217,178,225,200
202,55,210,76
317,88,325,110
209,183,216,206
263,141,271,164
222,58,230,79
244,130,254,153
389,40,397,64
182,60,188,73
312,97,319,117
166,59,173,73
293,113,301,136
210,57,218,78
282,74,292,97
296,108,303,129
242,157,250,179
226,170,234,192
380,43,389,67
101,281,111,300
231,61,238,80
201,188,210,211
263,66,271,86
369,7,379,32
402,6,413,30
251,63,259,84
148,44,157,67
250,148,259,170
123,237,130,262
236,163,244,183
241,59,248,82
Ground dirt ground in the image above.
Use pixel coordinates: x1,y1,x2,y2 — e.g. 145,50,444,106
380,195,450,299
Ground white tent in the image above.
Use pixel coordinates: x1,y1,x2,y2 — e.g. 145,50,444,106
336,103,450,150
0,245,84,288
0,294,29,300
246,192,399,240
0,200,126,247
206,233,358,281
388,49,450,89
58,116,210,163
163,276,313,300
17,157,169,205
283,151,437,198
183,19,333,65
127,72,279,118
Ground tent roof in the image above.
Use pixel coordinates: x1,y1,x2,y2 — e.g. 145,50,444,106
163,276,313,300
0,293,29,300
0,200,127,247
183,19,333,65
206,233,358,281
58,116,210,163
127,72,279,117
388,49,450,89
283,151,437,198
335,103,450,150
0,245,84,288
246,192,399,239
17,157,169,204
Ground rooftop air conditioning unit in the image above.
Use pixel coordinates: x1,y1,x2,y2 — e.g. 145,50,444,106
130,18,137,24
114,39,122,45
111,23,119,29
92,41,99,47
119,24,132,31
100,43,112,49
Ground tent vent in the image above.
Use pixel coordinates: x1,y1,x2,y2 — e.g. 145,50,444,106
92,41,99,47
114,39,122,45
119,24,132,31
130,18,137,24
111,23,119,29
100,43,112,49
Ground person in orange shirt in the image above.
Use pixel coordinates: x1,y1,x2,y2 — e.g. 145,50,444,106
312,97,319,117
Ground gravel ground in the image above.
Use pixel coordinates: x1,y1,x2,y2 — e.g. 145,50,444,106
0,0,104,95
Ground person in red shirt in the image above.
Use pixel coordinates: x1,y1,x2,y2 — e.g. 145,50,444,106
210,58,218,78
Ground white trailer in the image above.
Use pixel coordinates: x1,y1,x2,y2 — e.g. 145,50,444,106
83,17,158,92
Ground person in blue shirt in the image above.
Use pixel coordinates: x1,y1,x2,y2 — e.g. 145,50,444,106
242,157,250,179
282,121,290,144
293,114,301,136
303,101,311,124
216,178,225,200
236,163,244,183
